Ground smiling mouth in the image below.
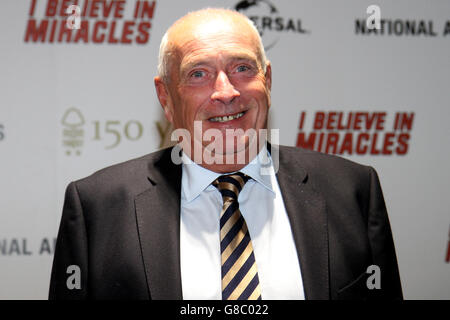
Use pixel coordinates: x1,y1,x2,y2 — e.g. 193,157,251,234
208,111,245,123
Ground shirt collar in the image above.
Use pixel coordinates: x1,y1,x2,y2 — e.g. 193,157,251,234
181,152,221,202
181,144,276,203
240,144,274,195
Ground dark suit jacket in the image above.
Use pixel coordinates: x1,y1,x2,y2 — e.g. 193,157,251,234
49,145,403,300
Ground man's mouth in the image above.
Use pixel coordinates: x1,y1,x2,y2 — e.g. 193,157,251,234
208,112,245,123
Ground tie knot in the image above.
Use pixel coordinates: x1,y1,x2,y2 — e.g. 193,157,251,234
212,172,250,201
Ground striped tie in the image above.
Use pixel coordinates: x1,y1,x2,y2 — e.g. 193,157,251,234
213,172,262,300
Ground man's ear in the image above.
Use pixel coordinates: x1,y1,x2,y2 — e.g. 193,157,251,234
154,76,174,123
264,61,272,108
265,61,272,91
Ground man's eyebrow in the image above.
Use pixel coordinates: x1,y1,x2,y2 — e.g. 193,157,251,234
180,54,258,74
227,54,258,62
229,56,259,66
180,60,211,74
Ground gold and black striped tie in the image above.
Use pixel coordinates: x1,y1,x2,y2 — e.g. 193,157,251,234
212,172,262,300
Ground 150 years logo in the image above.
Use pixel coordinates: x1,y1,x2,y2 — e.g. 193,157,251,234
62,108,84,156
61,107,144,156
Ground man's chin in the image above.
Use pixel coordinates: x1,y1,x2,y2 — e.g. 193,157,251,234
204,143,261,166
183,131,262,168
210,145,247,156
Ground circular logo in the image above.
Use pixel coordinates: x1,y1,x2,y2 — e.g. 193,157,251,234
235,0,280,50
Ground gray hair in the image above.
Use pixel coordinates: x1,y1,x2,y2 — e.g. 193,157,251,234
157,8,267,83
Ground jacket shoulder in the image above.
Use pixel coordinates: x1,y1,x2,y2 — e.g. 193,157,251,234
73,147,173,197
279,145,372,171
277,145,374,188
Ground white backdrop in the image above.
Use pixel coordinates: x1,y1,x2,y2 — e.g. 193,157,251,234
0,0,449,299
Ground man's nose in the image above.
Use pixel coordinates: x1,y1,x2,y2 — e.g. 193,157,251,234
211,71,240,104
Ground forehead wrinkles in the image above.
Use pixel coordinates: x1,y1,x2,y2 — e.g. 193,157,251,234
178,36,261,73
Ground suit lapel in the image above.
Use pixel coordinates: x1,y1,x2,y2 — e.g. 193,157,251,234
275,145,330,299
135,147,183,300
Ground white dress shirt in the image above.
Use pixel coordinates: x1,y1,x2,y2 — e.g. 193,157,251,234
180,145,305,300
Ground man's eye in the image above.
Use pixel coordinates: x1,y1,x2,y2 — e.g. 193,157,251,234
236,65,250,72
191,70,205,78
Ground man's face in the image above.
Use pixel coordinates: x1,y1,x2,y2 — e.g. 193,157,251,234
155,16,272,171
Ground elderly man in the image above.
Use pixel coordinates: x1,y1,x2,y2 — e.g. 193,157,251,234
49,8,402,300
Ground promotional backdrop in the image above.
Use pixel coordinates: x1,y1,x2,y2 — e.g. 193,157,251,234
1,0,449,299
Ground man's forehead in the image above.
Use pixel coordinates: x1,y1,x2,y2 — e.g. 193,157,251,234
169,15,257,47
191,18,237,38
